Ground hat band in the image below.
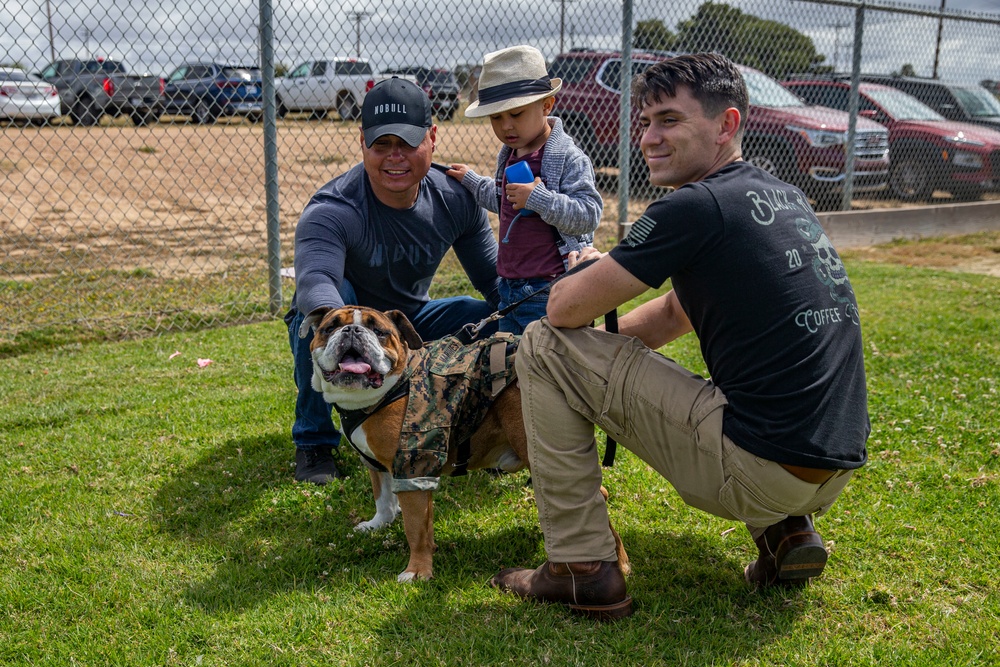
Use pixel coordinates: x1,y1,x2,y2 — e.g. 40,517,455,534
477,77,553,106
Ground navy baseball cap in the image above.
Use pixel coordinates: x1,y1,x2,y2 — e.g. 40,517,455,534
362,76,433,148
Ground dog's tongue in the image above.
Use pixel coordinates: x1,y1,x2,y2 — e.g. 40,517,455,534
339,360,372,374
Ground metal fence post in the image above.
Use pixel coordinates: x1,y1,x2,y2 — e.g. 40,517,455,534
842,2,866,210
259,0,283,316
618,0,634,242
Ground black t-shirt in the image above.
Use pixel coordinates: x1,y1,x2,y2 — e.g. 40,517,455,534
609,161,869,469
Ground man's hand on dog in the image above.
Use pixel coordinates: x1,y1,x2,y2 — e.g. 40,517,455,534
567,247,605,270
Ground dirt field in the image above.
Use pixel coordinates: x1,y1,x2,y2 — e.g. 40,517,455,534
2,117,999,281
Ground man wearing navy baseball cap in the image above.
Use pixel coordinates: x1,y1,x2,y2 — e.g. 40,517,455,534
361,75,433,148
285,76,501,485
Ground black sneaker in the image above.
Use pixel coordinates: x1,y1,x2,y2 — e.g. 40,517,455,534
294,446,341,485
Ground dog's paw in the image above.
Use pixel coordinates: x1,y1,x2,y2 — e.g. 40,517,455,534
354,519,383,532
397,570,432,583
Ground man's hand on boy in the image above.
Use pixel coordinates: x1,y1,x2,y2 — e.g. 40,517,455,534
505,177,541,211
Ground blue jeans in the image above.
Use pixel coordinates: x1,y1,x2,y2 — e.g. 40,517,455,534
498,277,552,335
287,280,497,450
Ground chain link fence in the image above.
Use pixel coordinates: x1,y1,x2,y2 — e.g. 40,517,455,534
3,0,1000,355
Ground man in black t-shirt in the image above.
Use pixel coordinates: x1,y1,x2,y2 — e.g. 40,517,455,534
490,53,869,620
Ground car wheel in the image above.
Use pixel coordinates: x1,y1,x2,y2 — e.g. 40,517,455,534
812,192,845,212
130,108,162,127
889,155,933,201
71,97,101,126
950,185,984,201
560,115,599,165
744,143,793,183
276,97,288,119
437,108,455,121
337,94,360,121
628,149,655,195
192,100,218,125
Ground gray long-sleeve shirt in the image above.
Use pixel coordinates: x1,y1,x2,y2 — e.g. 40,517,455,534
459,116,602,261
292,163,501,318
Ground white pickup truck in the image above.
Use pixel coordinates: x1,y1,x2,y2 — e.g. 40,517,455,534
275,58,415,121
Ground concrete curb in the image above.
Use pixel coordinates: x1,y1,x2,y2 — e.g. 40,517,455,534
818,200,1000,248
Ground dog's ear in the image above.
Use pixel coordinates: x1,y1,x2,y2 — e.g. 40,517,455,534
299,306,333,339
386,310,423,350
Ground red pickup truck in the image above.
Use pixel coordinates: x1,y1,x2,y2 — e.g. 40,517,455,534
548,50,890,209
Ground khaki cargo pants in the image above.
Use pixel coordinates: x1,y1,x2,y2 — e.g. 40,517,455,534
516,319,853,563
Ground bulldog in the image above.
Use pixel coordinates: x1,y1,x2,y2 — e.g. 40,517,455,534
301,305,630,583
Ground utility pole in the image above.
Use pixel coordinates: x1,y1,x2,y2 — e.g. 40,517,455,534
348,10,370,59
831,21,848,72
45,0,55,62
932,0,945,79
79,26,91,59
553,0,576,54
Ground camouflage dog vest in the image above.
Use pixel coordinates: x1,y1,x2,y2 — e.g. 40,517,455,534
336,333,518,493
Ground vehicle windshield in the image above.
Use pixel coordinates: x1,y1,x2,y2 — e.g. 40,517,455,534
84,60,123,74
740,68,806,108
951,84,1000,118
335,61,372,76
2,70,31,82
864,86,945,121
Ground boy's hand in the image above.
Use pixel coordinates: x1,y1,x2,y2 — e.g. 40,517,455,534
446,164,470,181
505,177,541,210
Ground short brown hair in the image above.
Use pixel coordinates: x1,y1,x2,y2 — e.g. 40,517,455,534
633,53,749,133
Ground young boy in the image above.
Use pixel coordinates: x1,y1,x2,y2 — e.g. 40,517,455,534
448,45,603,334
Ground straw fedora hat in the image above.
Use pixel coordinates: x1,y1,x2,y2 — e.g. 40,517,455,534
465,45,562,118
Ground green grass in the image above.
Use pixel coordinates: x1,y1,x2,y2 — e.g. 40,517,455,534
1,256,998,666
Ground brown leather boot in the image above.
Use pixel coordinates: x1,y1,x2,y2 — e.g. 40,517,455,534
744,515,828,588
490,560,633,620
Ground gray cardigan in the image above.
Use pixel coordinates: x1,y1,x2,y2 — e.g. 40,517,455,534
460,117,603,263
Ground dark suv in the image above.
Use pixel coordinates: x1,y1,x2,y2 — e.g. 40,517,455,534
162,62,263,124
547,49,890,208
383,66,460,120
857,74,1000,132
784,78,1000,201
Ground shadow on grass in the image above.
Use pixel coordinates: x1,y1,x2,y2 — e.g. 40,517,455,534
153,434,806,660
364,530,807,662
151,433,546,611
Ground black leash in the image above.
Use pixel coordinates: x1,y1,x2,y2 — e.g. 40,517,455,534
455,256,621,467
455,257,600,344
601,307,619,468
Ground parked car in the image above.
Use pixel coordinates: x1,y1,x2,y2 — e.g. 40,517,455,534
162,62,263,124
0,67,61,124
856,74,1000,132
784,78,1000,201
383,66,460,120
275,58,399,120
547,49,890,208
36,58,163,126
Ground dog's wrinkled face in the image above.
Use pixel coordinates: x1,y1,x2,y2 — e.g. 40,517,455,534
305,306,422,410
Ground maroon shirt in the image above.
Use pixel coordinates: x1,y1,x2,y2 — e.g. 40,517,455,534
497,149,564,280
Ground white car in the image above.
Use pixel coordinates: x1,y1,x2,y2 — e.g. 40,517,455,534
0,67,62,124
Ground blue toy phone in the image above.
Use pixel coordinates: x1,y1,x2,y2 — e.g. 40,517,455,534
504,161,535,216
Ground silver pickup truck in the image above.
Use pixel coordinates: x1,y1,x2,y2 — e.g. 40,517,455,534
275,58,416,121
37,58,164,126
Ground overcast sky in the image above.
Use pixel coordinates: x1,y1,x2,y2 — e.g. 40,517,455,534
2,0,999,82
